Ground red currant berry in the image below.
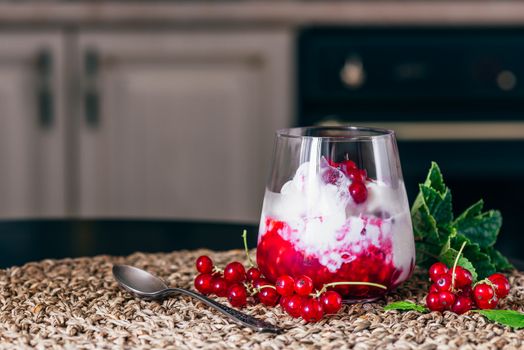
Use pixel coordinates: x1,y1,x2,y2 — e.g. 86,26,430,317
227,284,247,308
346,168,367,182
451,295,473,315
429,262,449,283
211,277,228,297
488,273,507,282
473,283,495,305
285,295,305,318
196,255,214,274
258,287,280,307
294,275,314,296
246,267,261,282
450,266,473,288
429,283,439,294
458,285,473,298
275,275,295,297
435,273,453,292
438,291,456,310
253,278,270,291
488,273,510,298
349,181,368,204
340,160,357,175
224,262,246,284
301,298,324,322
426,292,444,312
194,273,213,295
319,291,342,314
279,295,291,309
476,295,498,310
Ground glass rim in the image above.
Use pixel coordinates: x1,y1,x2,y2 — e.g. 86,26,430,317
276,126,395,141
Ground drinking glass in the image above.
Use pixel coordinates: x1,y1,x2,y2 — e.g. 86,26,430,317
256,126,415,300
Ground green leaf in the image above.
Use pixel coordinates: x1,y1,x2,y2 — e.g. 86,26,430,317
412,196,442,267
454,208,502,248
412,193,440,240
439,247,478,282
473,310,524,329
454,199,484,223
484,246,514,271
384,301,427,313
424,161,446,195
420,186,453,229
411,161,514,279
451,234,496,280
412,185,451,242
416,241,440,266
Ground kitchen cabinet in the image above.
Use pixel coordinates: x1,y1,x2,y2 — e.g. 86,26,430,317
75,31,292,222
0,33,66,218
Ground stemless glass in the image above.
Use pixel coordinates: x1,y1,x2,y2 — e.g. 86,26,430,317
256,126,416,301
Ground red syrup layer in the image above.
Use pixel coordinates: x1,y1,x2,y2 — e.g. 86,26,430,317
257,218,409,299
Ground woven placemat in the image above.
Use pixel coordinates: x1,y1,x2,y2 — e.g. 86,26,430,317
0,249,523,350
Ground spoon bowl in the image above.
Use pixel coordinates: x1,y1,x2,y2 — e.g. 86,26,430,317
113,265,169,297
112,264,283,333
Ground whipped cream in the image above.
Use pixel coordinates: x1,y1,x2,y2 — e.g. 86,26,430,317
259,159,415,283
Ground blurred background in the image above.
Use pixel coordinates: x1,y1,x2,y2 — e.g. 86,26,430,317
1,1,524,268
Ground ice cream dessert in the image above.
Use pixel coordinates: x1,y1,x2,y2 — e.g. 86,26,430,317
256,157,415,299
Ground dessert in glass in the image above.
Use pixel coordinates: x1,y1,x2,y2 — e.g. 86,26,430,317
256,126,415,300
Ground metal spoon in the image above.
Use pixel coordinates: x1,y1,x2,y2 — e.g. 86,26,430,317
112,264,283,334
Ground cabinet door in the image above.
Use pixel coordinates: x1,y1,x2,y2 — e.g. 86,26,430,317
76,31,292,222
0,33,66,218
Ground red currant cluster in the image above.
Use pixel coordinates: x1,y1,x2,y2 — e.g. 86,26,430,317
193,255,368,322
326,158,368,204
426,262,511,314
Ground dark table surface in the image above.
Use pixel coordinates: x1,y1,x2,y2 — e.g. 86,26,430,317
0,219,522,271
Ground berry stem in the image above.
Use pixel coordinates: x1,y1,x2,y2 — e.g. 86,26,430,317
451,241,467,290
242,229,255,268
254,284,277,295
258,284,277,290
473,278,495,289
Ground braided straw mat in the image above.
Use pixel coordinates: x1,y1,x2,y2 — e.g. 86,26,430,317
0,249,523,350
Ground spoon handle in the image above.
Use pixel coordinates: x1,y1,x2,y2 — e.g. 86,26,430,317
165,287,283,333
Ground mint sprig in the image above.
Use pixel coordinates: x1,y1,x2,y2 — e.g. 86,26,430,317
473,310,524,329
384,302,524,329
384,301,428,313
411,162,514,280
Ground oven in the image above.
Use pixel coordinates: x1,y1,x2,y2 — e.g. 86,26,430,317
297,27,524,261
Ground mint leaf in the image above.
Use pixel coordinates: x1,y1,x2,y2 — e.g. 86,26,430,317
454,207,502,248
454,199,484,222
439,247,478,282
484,246,514,271
424,161,446,195
384,301,427,313
416,241,441,266
412,198,442,266
451,234,496,280
412,194,440,241
412,162,514,277
420,186,453,229
473,310,524,329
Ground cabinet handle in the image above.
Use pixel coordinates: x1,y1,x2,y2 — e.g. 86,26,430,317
36,49,53,127
84,49,100,127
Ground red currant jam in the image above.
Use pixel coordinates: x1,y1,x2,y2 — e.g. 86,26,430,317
257,218,410,299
